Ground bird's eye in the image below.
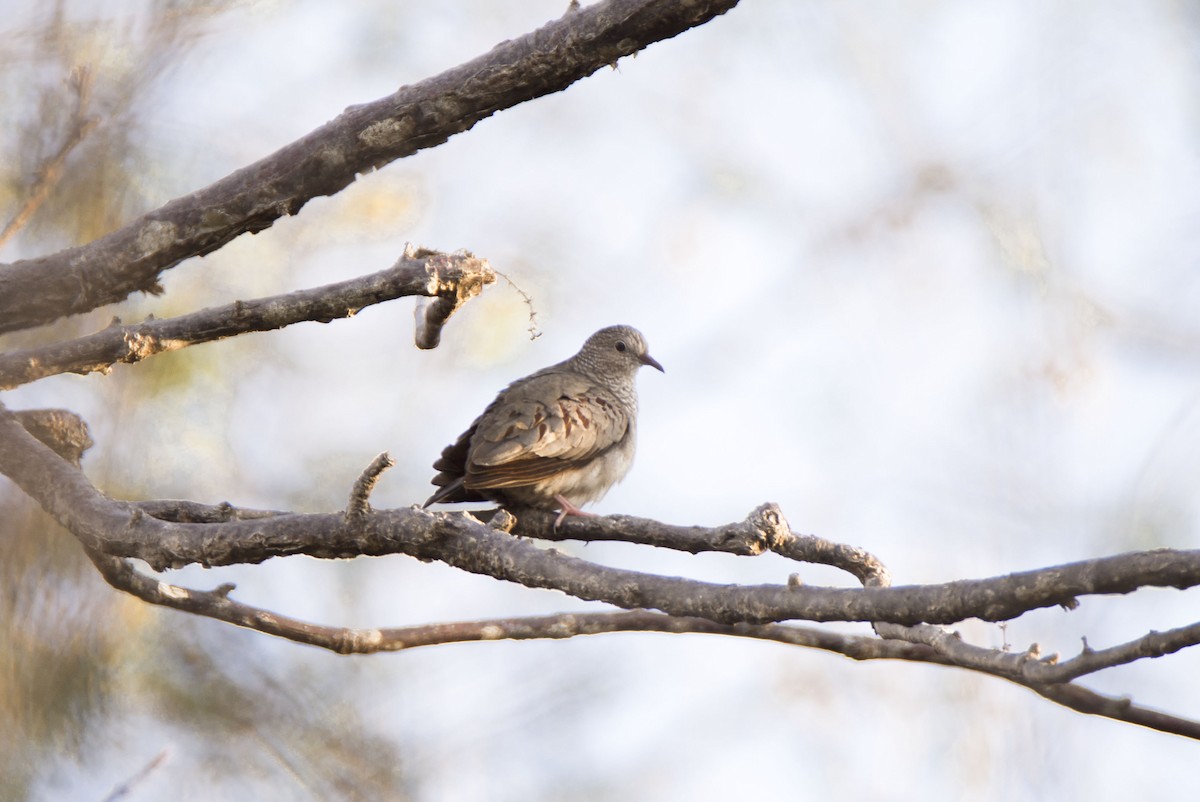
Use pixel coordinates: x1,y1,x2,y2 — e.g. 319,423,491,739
615,341,627,352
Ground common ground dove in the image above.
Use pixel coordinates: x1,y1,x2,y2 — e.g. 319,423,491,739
424,325,663,524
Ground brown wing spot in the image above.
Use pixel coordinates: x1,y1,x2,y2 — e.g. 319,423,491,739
579,413,591,429
504,424,518,439
538,422,549,438
560,404,573,437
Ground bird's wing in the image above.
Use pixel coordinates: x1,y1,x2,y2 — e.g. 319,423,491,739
465,371,630,489
425,418,486,506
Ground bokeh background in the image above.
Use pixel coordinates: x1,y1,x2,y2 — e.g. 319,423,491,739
3,1,1200,799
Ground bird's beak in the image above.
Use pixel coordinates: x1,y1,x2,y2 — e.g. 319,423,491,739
640,353,665,373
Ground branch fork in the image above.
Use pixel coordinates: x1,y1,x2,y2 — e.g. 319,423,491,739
4,405,1200,738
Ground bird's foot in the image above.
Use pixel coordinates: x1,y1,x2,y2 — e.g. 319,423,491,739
553,495,596,529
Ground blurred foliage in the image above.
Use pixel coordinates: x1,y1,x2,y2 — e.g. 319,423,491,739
0,492,124,800
125,624,410,800
0,0,231,353
1,0,216,250
1,2,411,798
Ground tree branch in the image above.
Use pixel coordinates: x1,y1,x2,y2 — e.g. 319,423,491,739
7,405,1200,739
98,747,170,802
346,452,395,523
1031,683,1200,740
0,247,492,389
81,542,1200,740
2,402,1198,631
11,408,93,465
83,543,920,657
0,0,741,334
1019,621,1200,683
517,506,892,586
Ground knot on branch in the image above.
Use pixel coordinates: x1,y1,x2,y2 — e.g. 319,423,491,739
488,509,518,533
121,327,161,362
746,502,791,550
412,245,496,349
333,628,385,655
14,408,93,466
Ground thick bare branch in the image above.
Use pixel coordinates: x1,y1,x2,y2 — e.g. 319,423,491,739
0,0,741,334
11,408,93,466
85,543,926,657
105,438,1200,687
133,499,286,523
513,503,787,555
6,403,1200,738
521,504,892,586
1031,683,1200,740
0,248,493,389
2,403,1199,629
876,620,1053,676
82,543,1200,740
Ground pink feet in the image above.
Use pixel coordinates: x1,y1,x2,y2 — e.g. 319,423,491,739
554,494,597,529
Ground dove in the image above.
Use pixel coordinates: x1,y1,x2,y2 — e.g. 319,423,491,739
424,325,663,525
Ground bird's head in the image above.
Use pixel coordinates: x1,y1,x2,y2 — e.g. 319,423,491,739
576,325,664,377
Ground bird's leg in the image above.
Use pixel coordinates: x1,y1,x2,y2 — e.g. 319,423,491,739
553,495,596,529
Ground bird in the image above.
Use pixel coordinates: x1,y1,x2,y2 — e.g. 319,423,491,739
424,325,664,526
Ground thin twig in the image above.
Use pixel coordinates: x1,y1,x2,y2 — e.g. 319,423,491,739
1019,620,1200,683
346,452,395,522
99,748,169,802
494,268,542,340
